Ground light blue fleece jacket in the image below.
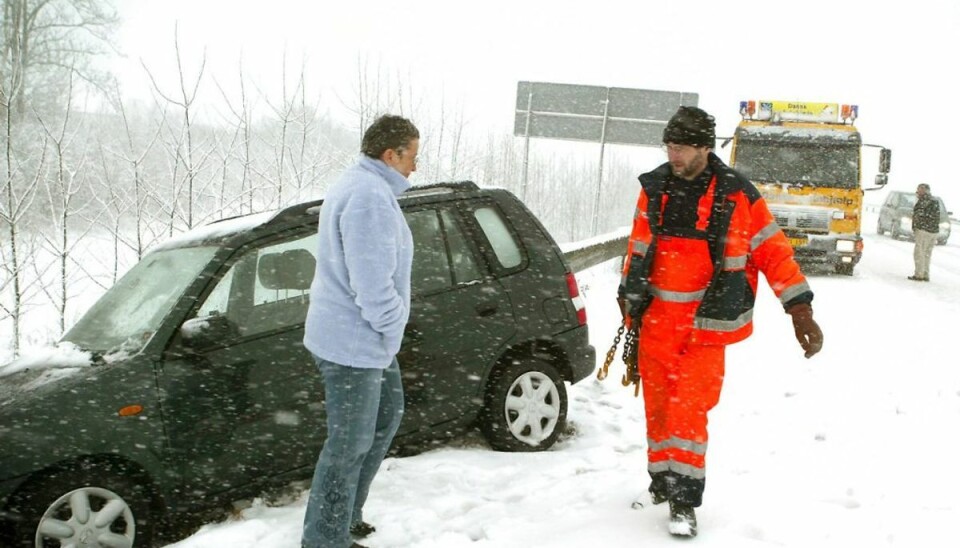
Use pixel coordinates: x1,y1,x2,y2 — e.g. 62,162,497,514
303,156,413,368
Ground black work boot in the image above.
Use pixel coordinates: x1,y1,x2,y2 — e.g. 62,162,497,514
631,489,668,510
668,501,698,537
350,521,376,538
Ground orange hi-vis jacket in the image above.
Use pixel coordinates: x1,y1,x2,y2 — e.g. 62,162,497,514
619,154,812,345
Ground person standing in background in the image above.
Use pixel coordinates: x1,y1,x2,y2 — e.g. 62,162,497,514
909,183,939,282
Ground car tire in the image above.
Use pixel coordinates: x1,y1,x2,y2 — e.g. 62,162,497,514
3,461,158,548
480,358,567,452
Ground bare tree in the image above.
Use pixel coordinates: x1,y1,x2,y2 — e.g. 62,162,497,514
34,73,97,335
110,82,166,260
0,124,45,356
0,0,119,121
143,23,207,230
214,59,255,214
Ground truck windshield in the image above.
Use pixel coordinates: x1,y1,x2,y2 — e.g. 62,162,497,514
62,246,218,355
734,140,859,189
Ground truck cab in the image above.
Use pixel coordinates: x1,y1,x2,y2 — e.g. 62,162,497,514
729,100,891,276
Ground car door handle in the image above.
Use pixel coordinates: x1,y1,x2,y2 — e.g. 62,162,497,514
476,303,499,317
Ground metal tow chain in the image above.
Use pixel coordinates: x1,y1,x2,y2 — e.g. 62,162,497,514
596,319,642,397
596,321,625,381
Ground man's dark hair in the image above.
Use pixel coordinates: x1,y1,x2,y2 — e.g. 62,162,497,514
361,115,419,159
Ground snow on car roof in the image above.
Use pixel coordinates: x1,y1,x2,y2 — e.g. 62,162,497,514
151,210,278,252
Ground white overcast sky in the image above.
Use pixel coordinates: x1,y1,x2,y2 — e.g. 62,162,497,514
115,0,960,209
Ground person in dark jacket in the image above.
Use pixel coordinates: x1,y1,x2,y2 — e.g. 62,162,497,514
616,106,823,538
909,183,940,282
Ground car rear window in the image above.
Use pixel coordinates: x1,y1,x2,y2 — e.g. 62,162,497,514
473,207,522,269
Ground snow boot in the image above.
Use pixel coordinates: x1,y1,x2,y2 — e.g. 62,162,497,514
668,502,697,537
631,490,667,510
350,521,376,538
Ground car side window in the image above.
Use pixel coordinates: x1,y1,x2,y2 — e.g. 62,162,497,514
440,209,482,285
405,208,483,295
472,206,523,269
195,232,317,338
406,209,453,294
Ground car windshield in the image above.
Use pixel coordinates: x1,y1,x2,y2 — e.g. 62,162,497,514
899,193,917,208
734,139,859,189
62,246,218,354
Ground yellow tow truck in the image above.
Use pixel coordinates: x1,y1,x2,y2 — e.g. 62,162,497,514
727,100,891,276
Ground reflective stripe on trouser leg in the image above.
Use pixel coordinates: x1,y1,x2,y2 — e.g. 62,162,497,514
638,315,726,507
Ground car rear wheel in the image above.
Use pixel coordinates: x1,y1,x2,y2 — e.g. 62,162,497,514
481,358,567,452
4,462,157,548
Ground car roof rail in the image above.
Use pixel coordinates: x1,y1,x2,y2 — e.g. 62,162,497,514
270,199,324,225
257,181,483,227
403,180,480,198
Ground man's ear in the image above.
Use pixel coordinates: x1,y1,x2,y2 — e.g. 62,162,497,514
380,148,398,164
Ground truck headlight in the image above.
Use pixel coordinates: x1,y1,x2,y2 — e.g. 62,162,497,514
836,240,856,253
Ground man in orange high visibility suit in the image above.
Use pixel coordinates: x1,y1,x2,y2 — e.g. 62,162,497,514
617,106,824,538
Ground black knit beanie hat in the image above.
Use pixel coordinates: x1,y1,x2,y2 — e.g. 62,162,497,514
663,106,716,148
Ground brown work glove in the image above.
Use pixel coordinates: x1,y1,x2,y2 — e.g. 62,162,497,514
786,303,823,359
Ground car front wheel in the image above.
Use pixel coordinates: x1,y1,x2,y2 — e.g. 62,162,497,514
481,358,567,452
3,463,157,548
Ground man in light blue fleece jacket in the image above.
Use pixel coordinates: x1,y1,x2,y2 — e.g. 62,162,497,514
302,114,418,548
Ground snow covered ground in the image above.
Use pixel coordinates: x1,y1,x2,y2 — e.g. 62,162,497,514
160,211,960,548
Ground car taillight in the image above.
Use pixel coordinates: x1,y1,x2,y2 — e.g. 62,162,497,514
565,272,587,326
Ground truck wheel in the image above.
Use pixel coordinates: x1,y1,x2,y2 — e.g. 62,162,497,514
480,358,567,452
4,462,158,548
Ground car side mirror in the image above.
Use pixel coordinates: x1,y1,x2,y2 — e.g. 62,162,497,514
181,314,238,349
874,174,888,187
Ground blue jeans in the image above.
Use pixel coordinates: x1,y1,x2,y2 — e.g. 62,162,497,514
301,357,404,548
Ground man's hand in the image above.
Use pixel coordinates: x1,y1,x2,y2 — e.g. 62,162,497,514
786,303,823,359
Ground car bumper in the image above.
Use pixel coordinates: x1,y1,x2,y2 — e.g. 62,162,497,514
553,326,596,383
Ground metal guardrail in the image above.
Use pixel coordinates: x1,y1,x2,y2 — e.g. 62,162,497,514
562,230,629,272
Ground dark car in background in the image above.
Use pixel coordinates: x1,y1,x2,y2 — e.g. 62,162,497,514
0,182,595,547
877,189,952,245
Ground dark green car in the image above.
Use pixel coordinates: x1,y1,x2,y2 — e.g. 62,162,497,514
0,182,595,547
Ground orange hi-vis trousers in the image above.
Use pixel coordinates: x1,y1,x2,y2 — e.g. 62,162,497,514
638,235,725,507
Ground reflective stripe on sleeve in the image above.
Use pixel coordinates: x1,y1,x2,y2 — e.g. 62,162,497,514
779,280,812,305
750,221,781,251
